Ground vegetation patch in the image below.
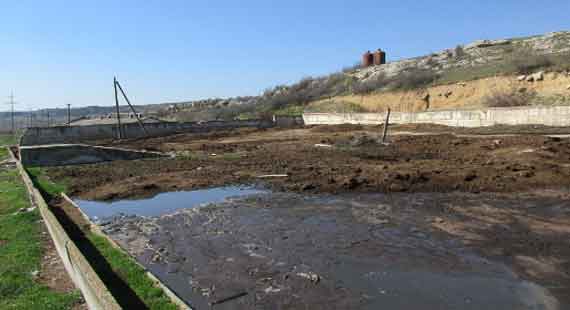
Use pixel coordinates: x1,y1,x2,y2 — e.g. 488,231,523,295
0,151,81,309
482,88,536,107
87,234,177,310
0,134,18,147
26,167,68,201
0,148,8,161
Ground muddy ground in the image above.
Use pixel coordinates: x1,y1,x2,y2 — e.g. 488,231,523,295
98,191,570,309
41,124,570,309
47,125,570,201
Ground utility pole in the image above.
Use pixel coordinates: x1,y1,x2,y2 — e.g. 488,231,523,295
47,110,50,127
67,104,71,125
113,76,123,139
5,92,17,133
381,108,391,144
114,78,148,136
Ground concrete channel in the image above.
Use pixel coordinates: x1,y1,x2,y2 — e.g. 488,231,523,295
9,146,191,309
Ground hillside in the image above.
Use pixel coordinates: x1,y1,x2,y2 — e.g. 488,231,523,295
163,30,570,121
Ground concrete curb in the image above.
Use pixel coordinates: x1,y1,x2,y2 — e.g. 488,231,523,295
9,147,122,310
61,193,192,310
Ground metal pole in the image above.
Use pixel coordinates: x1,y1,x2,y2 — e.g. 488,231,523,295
67,104,71,125
381,108,391,144
115,79,149,136
114,77,123,139
10,99,14,133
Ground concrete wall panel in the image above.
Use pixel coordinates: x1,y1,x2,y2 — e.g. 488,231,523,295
303,105,570,128
21,120,275,146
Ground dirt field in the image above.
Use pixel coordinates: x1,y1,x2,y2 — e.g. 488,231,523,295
42,125,570,308
47,125,570,201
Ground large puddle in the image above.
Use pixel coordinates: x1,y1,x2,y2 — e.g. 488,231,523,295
75,186,265,220
76,190,565,310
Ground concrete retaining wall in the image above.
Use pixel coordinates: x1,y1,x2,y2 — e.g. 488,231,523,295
10,148,121,310
20,144,167,167
303,105,570,127
272,115,305,127
21,119,275,146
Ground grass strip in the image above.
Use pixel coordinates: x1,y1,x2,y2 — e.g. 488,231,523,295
0,134,17,147
0,149,81,309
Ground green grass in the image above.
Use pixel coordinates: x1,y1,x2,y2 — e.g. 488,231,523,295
0,134,17,147
0,148,8,161
306,99,368,113
437,62,517,84
0,152,81,309
87,234,178,310
26,167,68,201
437,52,570,85
27,167,179,310
272,104,305,116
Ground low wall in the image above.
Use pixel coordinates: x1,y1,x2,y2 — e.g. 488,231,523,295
303,105,570,127
21,119,275,146
20,144,168,167
272,115,305,127
10,148,121,310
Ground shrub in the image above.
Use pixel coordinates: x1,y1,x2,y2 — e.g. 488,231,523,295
483,89,536,107
511,54,553,74
454,45,466,58
389,68,439,90
353,73,387,94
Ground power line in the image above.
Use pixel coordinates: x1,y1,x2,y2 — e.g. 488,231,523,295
5,92,18,133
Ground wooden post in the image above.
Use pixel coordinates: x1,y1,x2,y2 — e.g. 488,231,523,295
113,77,123,139
381,108,391,144
114,79,149,136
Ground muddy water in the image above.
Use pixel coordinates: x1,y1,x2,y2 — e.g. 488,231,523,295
79,191,564,310
75,186,265,220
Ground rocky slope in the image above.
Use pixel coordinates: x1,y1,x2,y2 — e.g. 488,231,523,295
354,31,570,83
161,30,570,120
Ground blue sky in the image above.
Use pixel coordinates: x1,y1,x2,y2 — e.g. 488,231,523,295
1,0,569,111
